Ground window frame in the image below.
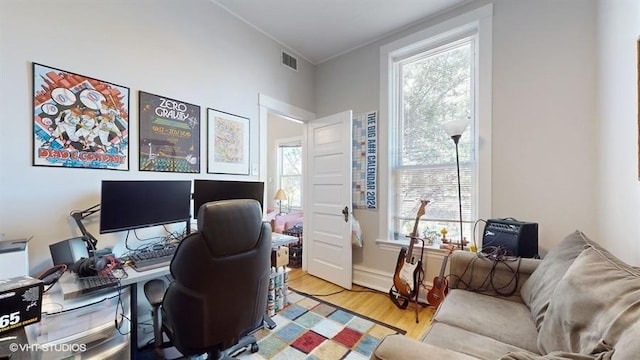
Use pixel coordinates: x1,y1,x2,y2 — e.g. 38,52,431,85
392,35,476,241
275,136,303,210
378,4,493,246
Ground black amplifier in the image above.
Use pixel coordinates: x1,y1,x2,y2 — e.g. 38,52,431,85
481,218,538,258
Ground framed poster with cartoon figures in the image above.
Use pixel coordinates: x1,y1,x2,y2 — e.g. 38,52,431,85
32,63,130,170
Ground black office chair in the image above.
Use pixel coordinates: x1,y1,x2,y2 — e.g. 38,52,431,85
145,199,272,359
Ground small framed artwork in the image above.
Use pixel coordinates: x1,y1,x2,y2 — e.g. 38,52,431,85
32,63,130,170
138,91,201,173
207,108,250,175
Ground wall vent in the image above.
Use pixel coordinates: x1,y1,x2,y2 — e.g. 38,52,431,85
281,51,298,71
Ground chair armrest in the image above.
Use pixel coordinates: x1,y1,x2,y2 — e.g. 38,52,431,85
448,250,541,301
371,334,479,360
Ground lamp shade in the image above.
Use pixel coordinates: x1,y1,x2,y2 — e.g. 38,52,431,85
274,189,287,201
442,119,470,137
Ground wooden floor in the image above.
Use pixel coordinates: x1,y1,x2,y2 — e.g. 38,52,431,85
286,268,434,339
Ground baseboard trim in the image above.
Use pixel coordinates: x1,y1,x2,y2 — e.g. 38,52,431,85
352,264,393,293
353,264,433,304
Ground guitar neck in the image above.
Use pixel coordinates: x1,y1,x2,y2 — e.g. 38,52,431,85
406,200,429,261
438,254,449,280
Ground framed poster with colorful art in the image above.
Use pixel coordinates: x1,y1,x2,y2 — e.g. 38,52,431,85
138,91,200,173
207,108,250,175
32,63,130,170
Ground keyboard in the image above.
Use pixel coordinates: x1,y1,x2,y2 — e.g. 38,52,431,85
130,247,176,272
77,271,120,294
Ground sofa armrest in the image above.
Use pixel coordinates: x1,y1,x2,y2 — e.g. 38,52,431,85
371,334,479,360
448,250,541,300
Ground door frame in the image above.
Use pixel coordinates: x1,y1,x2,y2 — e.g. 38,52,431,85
258,93,315,270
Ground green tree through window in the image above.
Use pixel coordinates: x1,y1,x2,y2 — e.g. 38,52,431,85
279,145,302,209
392,37,476,243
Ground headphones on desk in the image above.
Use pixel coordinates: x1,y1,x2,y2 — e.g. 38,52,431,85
37,264,68,290
71,255,117,277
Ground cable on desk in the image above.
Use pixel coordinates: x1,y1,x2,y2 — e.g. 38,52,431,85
36,264,68,293
114,278,131,335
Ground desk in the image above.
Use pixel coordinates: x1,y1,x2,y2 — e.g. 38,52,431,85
22,277,130,359
56,234,293,359
271,233,299,249
59,266,169,359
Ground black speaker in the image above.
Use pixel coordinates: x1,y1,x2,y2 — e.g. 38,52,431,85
481,218,538,258
49,237,89,266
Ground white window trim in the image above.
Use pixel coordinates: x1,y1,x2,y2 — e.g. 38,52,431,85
275,136,303,209
378,4,493,245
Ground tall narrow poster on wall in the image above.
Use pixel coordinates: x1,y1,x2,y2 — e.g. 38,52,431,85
32,63,130,170
138,91,200,173
352,111,377,209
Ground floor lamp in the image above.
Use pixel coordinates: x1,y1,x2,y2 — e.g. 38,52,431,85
442,119,470,250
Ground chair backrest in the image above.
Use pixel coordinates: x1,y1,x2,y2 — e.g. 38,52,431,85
162,199,271,355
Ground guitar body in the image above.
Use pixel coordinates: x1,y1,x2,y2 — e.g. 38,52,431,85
426,276,449,308
392,246,409,293
390,200,430,301
393,249,419,298
426,249,453,309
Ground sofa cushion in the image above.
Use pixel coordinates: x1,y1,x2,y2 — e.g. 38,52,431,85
449,250,540,301
372,334,479,360
264,210,303,233
610,315,640,360
520,231,597,330
499,350,613,360
423,323,538,360
432,289,539,353
537,246,640,358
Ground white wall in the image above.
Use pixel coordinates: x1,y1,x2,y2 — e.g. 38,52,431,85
0,0,315,274
316,0,602,277
596,0,640,265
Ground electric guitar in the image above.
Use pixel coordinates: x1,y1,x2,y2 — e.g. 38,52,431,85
426,247,453,309
392,200,429,298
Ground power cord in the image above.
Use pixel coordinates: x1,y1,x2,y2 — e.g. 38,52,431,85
288,273,390,298
472,219,487,251
447,248,522,297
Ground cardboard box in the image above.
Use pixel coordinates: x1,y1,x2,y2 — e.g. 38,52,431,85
271,246,289,268
0,276,43,334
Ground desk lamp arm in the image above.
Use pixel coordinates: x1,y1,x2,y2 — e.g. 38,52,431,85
70,204,100,255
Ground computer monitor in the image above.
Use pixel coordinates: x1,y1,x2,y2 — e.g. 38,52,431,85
192,180,265,216
100,180,192,234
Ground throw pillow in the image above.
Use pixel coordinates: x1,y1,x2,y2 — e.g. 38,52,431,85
537,246,640,356
520,231,597,330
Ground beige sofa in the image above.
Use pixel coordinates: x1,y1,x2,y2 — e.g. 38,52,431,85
372,231,640,360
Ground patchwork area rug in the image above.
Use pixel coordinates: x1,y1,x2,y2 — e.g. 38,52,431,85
237,289,406,360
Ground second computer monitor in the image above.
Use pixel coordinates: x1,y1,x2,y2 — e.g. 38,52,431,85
192,180,265,216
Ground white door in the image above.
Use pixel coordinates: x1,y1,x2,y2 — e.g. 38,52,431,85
305,110,353,289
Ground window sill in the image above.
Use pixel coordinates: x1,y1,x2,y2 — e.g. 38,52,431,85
376,238,451,253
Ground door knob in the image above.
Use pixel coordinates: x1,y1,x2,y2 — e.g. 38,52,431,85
342,206,349,222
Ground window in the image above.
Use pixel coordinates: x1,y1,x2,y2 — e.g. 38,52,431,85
379,4,492,246
276,138,302,210
392,37,475,242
